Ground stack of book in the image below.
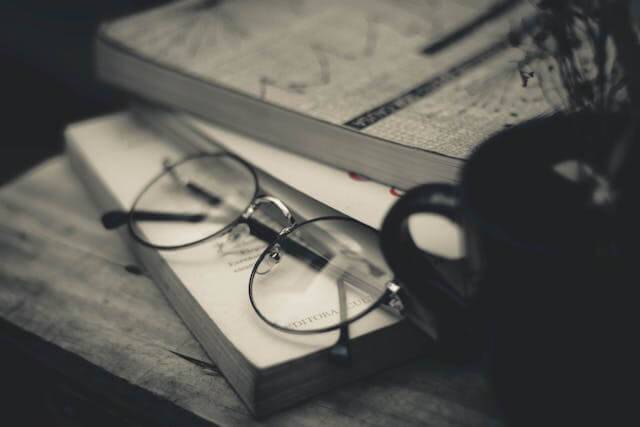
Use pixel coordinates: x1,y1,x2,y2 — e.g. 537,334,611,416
67,0,549,417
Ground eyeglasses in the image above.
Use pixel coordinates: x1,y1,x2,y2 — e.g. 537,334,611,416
101,152,406,364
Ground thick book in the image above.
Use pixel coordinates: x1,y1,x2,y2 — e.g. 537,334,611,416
96,0,551,190
65,112,429,417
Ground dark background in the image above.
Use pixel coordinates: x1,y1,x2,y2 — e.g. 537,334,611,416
0,2,169,424
0,1,170,185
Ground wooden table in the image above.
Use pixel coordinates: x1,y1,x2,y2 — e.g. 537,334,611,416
0,156,502,426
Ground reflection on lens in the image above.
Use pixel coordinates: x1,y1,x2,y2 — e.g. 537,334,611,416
249,217,393,333
130,153,257,248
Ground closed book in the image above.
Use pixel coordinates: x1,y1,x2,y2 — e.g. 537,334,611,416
95,0,550,190
65,112,429,417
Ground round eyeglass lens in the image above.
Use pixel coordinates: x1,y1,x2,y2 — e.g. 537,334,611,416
129,153,257,248
249,217,394,333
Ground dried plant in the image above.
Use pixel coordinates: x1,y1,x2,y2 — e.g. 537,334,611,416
517,1,639,112
514,0,640,208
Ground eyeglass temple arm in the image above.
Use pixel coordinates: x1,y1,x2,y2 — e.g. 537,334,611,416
163,158,222,206
101,210,388,301
329,277,352,365
110,177,380,279
327,278,405,365
185,182,221,205
102,205,352,273
101,210,207,230
102,202,391,312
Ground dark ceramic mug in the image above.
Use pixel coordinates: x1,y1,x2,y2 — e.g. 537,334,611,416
380,113,633,424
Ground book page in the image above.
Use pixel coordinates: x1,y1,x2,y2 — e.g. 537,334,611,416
67,113,405,369
102,0,553,160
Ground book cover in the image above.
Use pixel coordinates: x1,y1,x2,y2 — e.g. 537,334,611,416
96,0,552,189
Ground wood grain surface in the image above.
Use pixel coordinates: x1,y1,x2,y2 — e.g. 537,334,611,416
0,156,503,426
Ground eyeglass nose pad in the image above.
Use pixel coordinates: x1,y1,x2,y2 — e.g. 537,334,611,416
257,243,282,275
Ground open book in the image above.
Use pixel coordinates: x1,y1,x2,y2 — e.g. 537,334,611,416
65,112,428,416
96,0,551,189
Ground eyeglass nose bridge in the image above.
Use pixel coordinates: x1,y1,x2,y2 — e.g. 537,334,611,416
242,196,296,235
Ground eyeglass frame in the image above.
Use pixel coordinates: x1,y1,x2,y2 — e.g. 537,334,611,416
103,151,407,364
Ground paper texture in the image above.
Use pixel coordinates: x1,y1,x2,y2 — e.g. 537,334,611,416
67,113,402,369
103,0,553,160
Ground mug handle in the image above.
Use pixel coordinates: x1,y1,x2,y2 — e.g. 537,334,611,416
381,183,479,357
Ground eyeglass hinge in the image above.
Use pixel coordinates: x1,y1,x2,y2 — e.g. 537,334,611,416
243,196,296,234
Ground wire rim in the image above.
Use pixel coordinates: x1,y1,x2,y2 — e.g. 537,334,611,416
248,216,389,335
126,151,260,250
